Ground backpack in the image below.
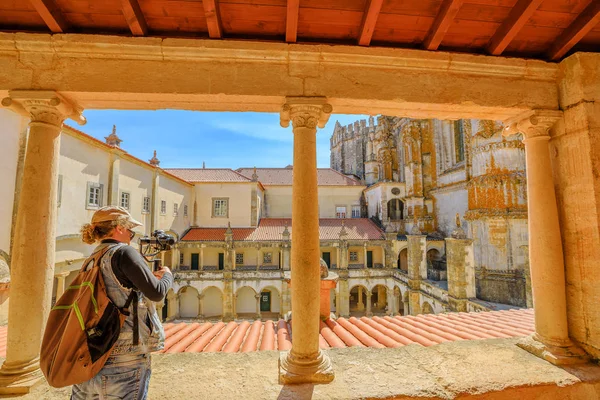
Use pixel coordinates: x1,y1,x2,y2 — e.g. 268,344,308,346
40,244,138,388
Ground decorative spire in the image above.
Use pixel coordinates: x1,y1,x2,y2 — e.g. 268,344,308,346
282,223,290,240
451,213,467,239
251,166,258,182
226,221,233,235
105,125,122,147
202,161,206,169
149,150,160,166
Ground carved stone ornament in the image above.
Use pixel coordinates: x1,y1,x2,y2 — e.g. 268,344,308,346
280,97,333,130
391,187,401,195
476,120,502,139
503,110,563,141
1,90,86,127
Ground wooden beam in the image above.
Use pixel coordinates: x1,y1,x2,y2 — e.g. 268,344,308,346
358,0,384,46
547,1,600,61
286,0,299,43
121,0,148,36
28,0,68,33
423,0,463,51
203,0,223,39
487,0,544,56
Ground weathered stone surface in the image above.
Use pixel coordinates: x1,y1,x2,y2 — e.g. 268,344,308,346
16,339,600,399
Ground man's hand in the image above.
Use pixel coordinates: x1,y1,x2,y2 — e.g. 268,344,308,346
153,266,171,280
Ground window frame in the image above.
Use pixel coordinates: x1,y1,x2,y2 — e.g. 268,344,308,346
173,203,178,216
212,197,229,218
142,196,150,214
349,251,359,262
336,206,347,219
120,191,131,210
235,252,244,265
86,182,103,209
263,252,272,264
160,200,167,215
183,204,188,217
454,120,465,164
351,205,361,218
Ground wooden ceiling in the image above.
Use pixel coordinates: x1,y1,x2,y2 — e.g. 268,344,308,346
0,0,599,61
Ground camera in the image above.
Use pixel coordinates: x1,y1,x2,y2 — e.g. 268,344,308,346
139,230,176,251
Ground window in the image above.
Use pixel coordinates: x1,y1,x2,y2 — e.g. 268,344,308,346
212,198,228,218
350,251,358,262
120,192,130,210
336,206,347,218
184,204,188,217
351,205,361,218
235,253,244,265
454,120,465,163
142,197,150,213
173,203,178,216
179,253,184,264
57,174,63,208
160,200,166,215
263,252,272,264
87,182,103,209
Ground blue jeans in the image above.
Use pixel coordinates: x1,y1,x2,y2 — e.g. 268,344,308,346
71,353,151,400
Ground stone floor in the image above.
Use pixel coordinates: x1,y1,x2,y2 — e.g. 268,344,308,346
5,338,600,399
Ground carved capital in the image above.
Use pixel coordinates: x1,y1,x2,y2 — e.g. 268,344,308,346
280,97,332,130
2,90,86,127
503,110,562,141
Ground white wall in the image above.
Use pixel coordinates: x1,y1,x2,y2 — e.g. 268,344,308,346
236,286,256,314
119,158,154,235
432,188,469,236
202,287,223,317
194,183,252,227
264,185,364,218
158,173,192,235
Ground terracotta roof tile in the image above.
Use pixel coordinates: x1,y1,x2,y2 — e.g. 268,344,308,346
180,218,385,241
236,168,363,186
158,309,535,354
164,168,251,183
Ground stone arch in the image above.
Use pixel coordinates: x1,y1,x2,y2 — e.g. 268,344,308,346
165,288,177,320
178,286,199,318
422,301,434,315
371,285,388,314
349,285,368,314
235,286,257,315
259,285,281,314
387,199,404,220
398,248,408,272
201,286,223,318
426,247,447,281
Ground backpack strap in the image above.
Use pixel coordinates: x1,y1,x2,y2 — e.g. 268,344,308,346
120,290,140,346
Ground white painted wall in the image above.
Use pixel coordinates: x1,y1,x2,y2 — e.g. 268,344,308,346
202,286,223,317
158,174,192,236
194,183,252,227
432,188,469,236
236,286,256,314
264,185,364,218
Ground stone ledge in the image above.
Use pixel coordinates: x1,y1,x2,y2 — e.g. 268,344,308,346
11,338,600,399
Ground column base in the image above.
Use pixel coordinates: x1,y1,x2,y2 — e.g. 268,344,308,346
0,359,45,395
517,334,590,365
279,350,334,385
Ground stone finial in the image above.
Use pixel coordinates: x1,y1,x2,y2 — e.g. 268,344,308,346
149,150,160,166
339,220,348,239
251,166,258,182
282,224,290,240
202,161,206,169
105,125,122,147
451,214,467,239
226,221,233,234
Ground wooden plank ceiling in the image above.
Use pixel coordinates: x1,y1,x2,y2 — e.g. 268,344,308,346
0,0,598,61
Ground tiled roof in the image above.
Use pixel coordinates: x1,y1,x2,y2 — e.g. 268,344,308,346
159,309,535,353
236,168,363,186
180,218,385,241
164,169,251,183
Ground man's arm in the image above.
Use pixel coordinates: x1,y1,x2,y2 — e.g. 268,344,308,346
113,246,173,302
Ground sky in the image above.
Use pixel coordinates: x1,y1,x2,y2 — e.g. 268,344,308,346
75,110,369,169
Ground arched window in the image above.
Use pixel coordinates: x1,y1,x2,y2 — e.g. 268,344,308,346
387,199,404,221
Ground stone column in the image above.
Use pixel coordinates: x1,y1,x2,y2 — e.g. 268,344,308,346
54,272,70,300
198,294,204,319
279,97,334,384
336,279,349,318
281,280,292,315
0,91,84,394
366,291,373,317
520,245,533,309
150,168,160,232
504,110,587,365
407,227,426,316
222,275,234,321
255,294,262,319
445,224,475,312
357,287,365,311
107,151,124,206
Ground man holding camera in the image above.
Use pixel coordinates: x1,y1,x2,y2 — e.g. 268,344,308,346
72,206,173,400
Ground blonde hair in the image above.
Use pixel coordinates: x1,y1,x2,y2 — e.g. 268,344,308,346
81,216,133,244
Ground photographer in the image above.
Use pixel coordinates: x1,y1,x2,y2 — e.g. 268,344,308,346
72,206,173,400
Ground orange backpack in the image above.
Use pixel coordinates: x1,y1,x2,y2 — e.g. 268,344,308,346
41,245,137,387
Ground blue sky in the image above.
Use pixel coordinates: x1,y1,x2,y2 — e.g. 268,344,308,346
75,110,369,169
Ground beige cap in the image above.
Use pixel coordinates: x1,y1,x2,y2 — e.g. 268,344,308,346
91,206,143,227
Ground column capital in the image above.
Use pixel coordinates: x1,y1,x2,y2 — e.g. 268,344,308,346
503,109,562,140
255,294,262,300
1,90,85,127
280,97,333,129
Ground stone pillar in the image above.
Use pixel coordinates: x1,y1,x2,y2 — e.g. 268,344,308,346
281,280,292,315
366,291,372,317
336,278,349,318
445,225,475,312
198,294,204,319
107,151,123,206
222,275,234,321
279,97,334,384
256,247,261,270
363,243,367,269
504,109,588,365
255,294,262,319
407,229,426,316
282,245,291,271
0,91,84,394
357,287,365,311
150,168,160,232
54,272,70,300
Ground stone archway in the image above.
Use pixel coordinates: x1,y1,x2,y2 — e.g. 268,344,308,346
394,286,403,316
349,285,368,315
398,248,408,272
178,286,199,318
259,286,281,317
422,301,434,315
235,286,257,317
387,199,404,221
371,285,388,315
202,286,223,318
